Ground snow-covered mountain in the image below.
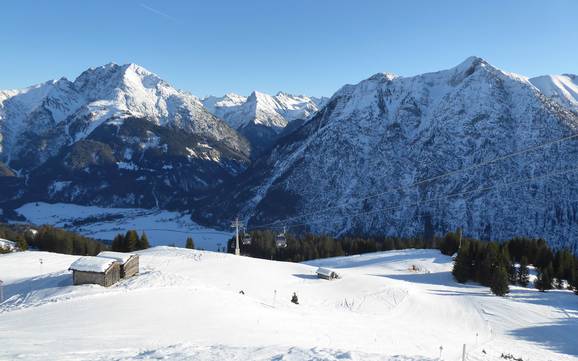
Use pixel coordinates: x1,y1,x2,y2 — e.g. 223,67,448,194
203,91,326,131
530,74,578,112
202,91,327,156
0,63,249,170
198,57,578,250
0,64,251,209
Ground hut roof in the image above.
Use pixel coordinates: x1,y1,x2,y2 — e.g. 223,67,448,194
316,267,337,277
69,256,117,273
97,251,136,263
0,238,17,251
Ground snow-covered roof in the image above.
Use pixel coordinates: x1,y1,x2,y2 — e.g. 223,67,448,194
316,267,337,277
0,238,17,250
97,251,136,264
69,256,117,273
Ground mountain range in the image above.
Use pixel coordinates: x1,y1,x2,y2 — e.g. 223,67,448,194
1,57,578,249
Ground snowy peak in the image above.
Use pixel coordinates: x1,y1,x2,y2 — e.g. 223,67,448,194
530,74,578,111
0,63,249,169
202,90,327,132
202,93,247,114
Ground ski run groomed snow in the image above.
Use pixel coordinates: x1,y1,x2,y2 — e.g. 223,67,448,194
1,248,577,361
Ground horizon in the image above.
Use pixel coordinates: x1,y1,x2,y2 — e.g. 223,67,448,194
3,55,574,99
1,0,577,97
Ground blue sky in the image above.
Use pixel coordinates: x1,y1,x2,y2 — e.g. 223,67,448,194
1,0,576,97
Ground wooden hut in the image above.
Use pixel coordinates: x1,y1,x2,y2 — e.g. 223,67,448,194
69,256,120,287
316,267,339,280
97,251,139,278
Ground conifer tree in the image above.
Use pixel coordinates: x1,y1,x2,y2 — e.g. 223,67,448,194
517,256,530,287
137,232,150,250
111,234,124,252
536,263,554,292
452,244,471,283
16,237,28,251
490,265,510,296
186,237,195,249
125,230,139,252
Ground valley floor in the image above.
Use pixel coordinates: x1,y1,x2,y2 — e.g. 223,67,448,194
15,202,232,251
0,248,577,360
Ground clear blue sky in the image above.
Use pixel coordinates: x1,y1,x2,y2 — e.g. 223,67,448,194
1,0,576,97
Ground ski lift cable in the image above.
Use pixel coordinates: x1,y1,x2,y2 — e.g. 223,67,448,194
248,132,578,229
247,165,578,231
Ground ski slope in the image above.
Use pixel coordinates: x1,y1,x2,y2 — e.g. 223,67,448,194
15,202,232,251
0,248,577,360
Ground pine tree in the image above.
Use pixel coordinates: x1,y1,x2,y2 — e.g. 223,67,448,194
185,237,195,249
137,232,150,250
111,234,124,252
508,262,517,285
536,263,554,292
517,256,530,287
452,244,472,283
490,265,510,296
125,230,139,252
16,237,28,251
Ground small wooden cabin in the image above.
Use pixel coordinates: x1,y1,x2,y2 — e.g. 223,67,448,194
97,251,139,278
316,267,339,280
69,256,120,287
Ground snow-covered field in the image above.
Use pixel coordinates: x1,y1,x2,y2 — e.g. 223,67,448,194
15,202,232,251
1,248,577,360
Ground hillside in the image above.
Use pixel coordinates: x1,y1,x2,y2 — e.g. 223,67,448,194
1,248,577,360
198,57,578,250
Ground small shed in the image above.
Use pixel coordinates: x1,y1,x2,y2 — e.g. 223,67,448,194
69,256,120,287
0,238,16,252
316,267,339,280
97,251,139,278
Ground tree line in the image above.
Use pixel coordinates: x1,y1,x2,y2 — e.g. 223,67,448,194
111,230,150,252
0,224,109,256
452,236,578,296
226,230,441,262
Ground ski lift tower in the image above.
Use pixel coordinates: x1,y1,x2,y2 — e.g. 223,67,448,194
231,217,243,256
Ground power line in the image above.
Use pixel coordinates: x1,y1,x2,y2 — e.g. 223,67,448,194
248,165,578,231
249,132,578,229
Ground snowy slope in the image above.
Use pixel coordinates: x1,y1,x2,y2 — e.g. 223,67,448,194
16,202,232,251
202,56,578,250
1,248,576,360
530,74,578,112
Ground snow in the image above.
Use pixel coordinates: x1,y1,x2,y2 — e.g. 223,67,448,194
0,62,249,167
0,248,576,360
530,74,578,111
97,251,135,263
0,238,16,251
202,91,326,132
69,256,117,273
233,57,578,249
15,202,232,251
